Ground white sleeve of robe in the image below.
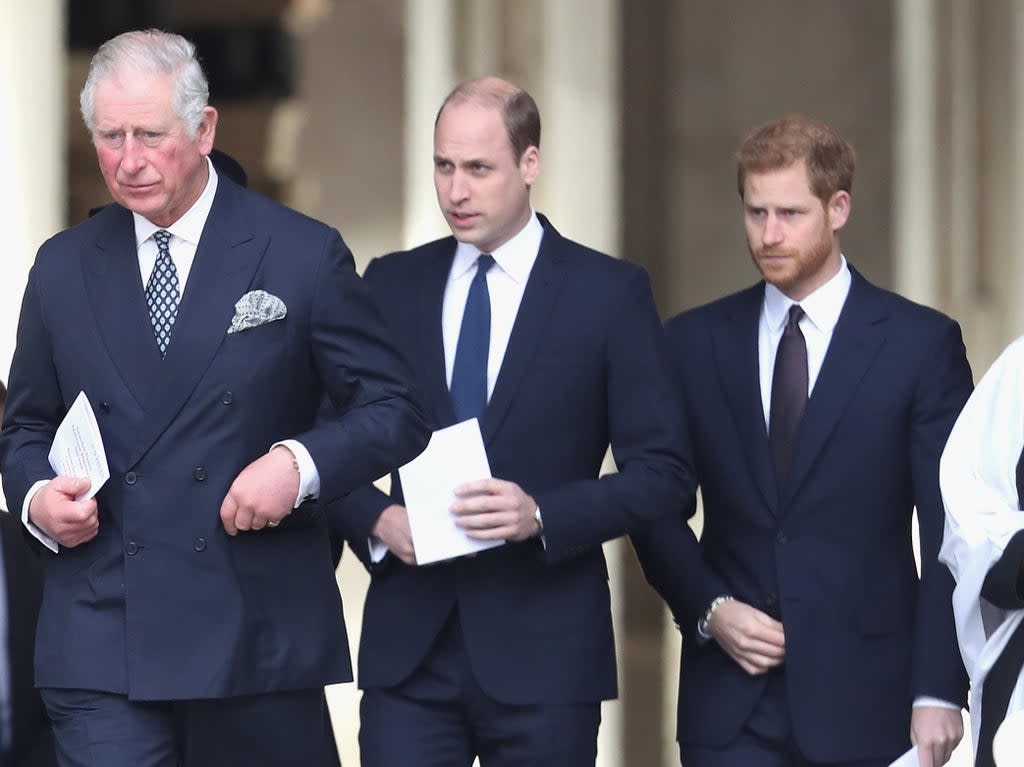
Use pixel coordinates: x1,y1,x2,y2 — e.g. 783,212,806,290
940,335,1024,753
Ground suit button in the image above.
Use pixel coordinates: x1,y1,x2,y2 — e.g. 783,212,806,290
126,541,138,555
765,593,778,607
194,538,207,552
221,391,233,405
124,471,137,485
776,531,788,545
194,467,207,481
99,401,111,413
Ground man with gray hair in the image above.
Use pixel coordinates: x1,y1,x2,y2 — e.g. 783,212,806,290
0,28,428,767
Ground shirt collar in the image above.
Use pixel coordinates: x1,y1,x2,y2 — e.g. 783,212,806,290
451,210,544,283
763,255,851,334
133,156,219,247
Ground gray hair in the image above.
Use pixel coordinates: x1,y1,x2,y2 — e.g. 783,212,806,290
80,29,209,138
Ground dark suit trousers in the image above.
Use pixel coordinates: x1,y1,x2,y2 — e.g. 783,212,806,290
39,687,340,767
680,671,890,767
359,609,600,767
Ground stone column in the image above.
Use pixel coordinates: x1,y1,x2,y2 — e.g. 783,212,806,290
403,0,456,248
893,0,941,307
0,0,65,380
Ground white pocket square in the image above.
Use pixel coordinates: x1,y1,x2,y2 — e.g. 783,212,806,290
227,290,287,334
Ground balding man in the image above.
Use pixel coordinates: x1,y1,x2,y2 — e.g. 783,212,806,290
331,77,690,766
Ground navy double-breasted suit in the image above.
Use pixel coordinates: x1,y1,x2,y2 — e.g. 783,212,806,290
336,216,691,705
0,176,429,702
633,269,971,763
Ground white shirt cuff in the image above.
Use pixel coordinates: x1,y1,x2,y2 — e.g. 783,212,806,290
369,537,389,563
271,440,319,508
535,506,546,549
912,696,961,711
22,480,59,553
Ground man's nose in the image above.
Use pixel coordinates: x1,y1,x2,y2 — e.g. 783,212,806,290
119,135,147,174
448,170,469,202
762,215,783,246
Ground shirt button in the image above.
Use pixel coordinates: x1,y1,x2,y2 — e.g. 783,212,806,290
194,467,207,481
126,541,138,555
124,472,137,485
99,401,111,413
193,538,207,552
221,391,234,405
776,531,788,545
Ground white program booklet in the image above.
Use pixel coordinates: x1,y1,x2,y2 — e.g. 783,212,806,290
398,418,505,565
48,391,109,501
888,747,919,767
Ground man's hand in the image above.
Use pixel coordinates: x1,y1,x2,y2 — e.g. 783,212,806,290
29,476,98,548
708,599,786,675
450,478,540,542
911,706,963,767
372,504,416,565
220,447,297,535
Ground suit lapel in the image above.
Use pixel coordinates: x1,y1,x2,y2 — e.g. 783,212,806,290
710,284,778,513
418,244,457,427
83,206,162,408
480,222,566,445
127,181,267,466
785,270,887,501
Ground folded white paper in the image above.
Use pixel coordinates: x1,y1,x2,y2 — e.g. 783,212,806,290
887,746,919,767
398,418,504,565
48,391,109,501
994,709,1024,766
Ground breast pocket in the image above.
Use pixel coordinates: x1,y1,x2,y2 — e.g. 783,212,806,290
215,319,291,373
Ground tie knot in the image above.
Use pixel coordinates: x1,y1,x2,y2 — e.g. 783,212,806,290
153,230,172,252
787,304,805,329
476,254,495,276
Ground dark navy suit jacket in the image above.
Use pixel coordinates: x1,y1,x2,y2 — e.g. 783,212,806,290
0,510,55,766
0,177,429,701
633,269,971,763
333,216,691,705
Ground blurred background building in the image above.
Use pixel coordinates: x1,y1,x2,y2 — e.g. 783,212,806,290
1,1,1017,764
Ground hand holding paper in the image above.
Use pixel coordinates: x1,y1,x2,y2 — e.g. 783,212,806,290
397,419,504,565
450,477,540,542
48,391,110,501
33,391,109,548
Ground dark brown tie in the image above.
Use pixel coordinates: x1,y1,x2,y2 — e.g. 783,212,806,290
769,304,808,489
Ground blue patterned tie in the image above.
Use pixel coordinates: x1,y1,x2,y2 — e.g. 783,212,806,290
450,254,495,422
146,230,179,357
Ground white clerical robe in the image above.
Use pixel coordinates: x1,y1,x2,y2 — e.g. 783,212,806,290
940,335,1024,753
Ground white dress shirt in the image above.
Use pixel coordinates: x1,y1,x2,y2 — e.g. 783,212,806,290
24,158,319,551
758,256,851,429
442,212,544,397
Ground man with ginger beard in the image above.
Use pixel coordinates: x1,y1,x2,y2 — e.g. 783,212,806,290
632,115,971,766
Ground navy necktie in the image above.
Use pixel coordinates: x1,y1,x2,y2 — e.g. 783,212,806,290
769,304,808,488
146,229,179,357
450,254,495,422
